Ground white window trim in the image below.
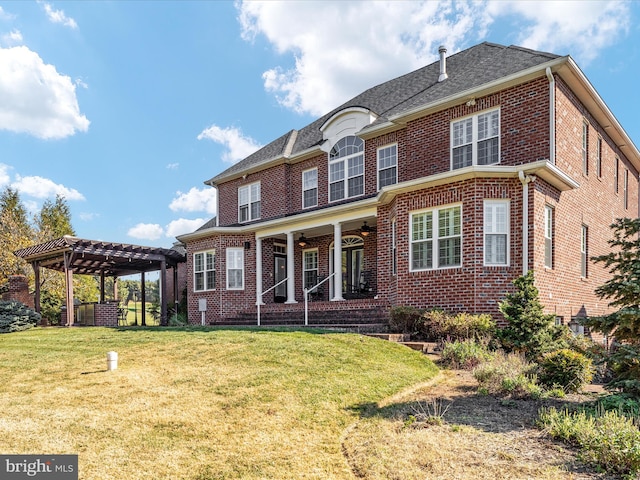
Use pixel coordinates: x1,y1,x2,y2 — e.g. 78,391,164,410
582,120,589,176
328,136,365,203
193,250,215,292
581,224,588,278
483,200,510,267
238,182,261,223
596,136,602,178
544,205,553,269
624,169,629,210
302,248,319,291
450,108,500,170
226,247,245,290
302,168,318,209
391,217,397,276
409,203,463,272
377,143,398,190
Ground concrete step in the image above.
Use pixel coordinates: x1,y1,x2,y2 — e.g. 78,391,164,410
365,333,411,342
399,341,438,354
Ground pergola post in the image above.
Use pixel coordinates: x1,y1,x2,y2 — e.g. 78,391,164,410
31,261,41,314
63,252,74,326
141,272,146,326
160,258,167,326
100,272,106,303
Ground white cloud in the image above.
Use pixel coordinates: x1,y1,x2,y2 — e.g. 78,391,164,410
169,187,216,215
79,212,99,221
0,46,90,139
485,0,630,64
12,175,85,201
197,124,262,163
238,0,630,116
166,162,179,170
0,6,16,21
0,163,10,187
41,2,78,29
128,223,164,241
1,30,23,47
165,218,207,238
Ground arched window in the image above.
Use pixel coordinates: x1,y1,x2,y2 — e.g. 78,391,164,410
329,136,364,202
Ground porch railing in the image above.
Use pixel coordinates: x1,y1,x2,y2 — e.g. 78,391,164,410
304,273,335,326
257,277,288,326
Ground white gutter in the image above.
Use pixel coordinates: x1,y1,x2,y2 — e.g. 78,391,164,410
518,171,535,276
546,67,556,165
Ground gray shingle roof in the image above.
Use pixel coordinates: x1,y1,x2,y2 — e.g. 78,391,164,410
208,42,559,184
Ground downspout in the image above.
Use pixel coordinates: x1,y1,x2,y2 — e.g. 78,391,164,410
519,171,535,276
546,67,556,165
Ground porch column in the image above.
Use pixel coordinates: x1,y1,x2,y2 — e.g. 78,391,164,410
332,222,344,301
256,237,264,305
285,232,297,304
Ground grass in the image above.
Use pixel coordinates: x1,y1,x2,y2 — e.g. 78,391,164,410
0,326,438,479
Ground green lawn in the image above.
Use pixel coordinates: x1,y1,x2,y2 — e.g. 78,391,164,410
0,327,438,479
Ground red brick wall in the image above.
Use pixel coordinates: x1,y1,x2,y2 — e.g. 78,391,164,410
2,275,33,308
185,233,256,324
534,77,639,324
377,178,522,318
217,164,289,226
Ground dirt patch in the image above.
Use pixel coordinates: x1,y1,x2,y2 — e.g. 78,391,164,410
342,367,621,480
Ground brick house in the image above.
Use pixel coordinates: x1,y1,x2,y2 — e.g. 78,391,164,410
177,42,639,329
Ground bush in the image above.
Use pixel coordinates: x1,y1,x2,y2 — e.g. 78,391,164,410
389,306,424,335
498,271,570,360
40,290,63,326
538,349,594,393
421,310,496,343
473,351,541,399
538,406,640,476
440,340,493,370
0,300,41,333
606,343,640,398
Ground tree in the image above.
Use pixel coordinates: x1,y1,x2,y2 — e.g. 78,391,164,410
0,188,33,284
584,218,640,396
498,270,569,360
35,194,76,240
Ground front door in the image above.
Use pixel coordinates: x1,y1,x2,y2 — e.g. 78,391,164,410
329,236,365,298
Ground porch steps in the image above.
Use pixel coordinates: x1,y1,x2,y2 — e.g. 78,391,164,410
364,333,439,354
214,304,390,333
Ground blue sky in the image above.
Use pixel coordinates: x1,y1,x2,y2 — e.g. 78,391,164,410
1,0,639,248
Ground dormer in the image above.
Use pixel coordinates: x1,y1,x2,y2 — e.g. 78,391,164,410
319,107,377,153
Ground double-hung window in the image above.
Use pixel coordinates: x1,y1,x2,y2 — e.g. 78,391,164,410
238,182,261,223
391,217,397,275
451,109,500,169
596,136,602,178
582,121,589,175
544,205,554,269
377,144,397,188
226,248,244,290
302,168,318,209
303,249,319,290
329,136,364,202
581,225,588,278
194,250,215,291
411,205,462,271
484,200,509,266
